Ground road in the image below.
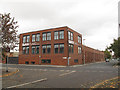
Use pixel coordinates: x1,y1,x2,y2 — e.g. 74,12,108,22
2,60,118,88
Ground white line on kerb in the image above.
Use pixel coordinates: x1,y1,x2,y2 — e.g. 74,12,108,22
6,78,47,88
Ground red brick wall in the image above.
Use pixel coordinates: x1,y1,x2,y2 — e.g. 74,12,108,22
19,26,105,66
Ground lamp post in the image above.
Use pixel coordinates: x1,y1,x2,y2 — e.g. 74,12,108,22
6,53,10,72
83,39,86,64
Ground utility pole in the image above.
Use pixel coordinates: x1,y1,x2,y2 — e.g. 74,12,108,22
83,39,86,64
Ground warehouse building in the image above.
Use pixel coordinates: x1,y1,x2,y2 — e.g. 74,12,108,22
19,26,104,66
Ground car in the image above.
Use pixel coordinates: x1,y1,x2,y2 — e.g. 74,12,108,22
105,59,109,62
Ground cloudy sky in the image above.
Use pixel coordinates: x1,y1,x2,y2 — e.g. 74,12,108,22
0,0,119,51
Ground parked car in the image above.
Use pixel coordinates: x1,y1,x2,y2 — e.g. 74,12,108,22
105,59,109,62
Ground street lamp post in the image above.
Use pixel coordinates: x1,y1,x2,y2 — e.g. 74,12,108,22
6,53,10,72
83,39,86,64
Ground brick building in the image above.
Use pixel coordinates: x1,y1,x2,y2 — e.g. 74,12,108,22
19,26,104,66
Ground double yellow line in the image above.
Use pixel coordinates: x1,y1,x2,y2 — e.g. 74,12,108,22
0,69,19,77
91,76,119,88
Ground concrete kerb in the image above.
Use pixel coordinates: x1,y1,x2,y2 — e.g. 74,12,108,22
0,67,19,77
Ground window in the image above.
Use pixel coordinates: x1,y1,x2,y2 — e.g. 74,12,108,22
60,44,64,53
23,36,26,43
36,34,40,41
47,45,51,54
26,35,30,43
71,32,73,40
36,46,39,54
71,44,74,53
69,44,74,53
78,46,82,54
54,31,58,40
47,32,51,40
42,59,51,64
68,31,73,40
78,36,81,43
32,34,35,42
22,47,26,54
68,31,71,40
32,46,35,54
46,59,51,63
25,61,29,64
31,62,35,64
26,46,29,54
54,44,59,53
42,59,46,63
42,45,46,54
59,31,64,39
74,59,78,63
42,33,46,41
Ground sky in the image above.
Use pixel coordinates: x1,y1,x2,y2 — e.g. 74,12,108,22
0,0,119,51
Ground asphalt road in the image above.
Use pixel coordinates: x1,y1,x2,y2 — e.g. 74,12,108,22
2,60,118,88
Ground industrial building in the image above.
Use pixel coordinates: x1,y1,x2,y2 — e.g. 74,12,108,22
19,26,104,65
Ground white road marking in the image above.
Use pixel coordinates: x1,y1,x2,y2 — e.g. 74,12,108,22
59,71,76,76
6,78,47,88
59,70,64,72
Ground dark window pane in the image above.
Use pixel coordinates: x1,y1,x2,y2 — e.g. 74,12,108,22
60,44,64,53
71,32,73,40
42,59,46,63
36,34,40,41
47,45,51,54
46,59,51,63
47,32,51,40
23,36,26,43
42,33,46,41
32,46,35,54
42,45,46,54
26,35,30,42
69,44,71,53
68,31,71,40
71,45,74,53
36,46,39,54
25,61,29,64
31,62,35,64
74,59,78,63
26,46,29,54
32,34,36,42
54,31,58,40
59,31,64,39
22,47,26,54
54,44,59,53
78,36,81,43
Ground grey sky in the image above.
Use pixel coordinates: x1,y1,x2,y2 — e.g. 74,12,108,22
0,0,119,51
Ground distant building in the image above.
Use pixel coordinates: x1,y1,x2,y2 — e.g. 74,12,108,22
19,26,104,66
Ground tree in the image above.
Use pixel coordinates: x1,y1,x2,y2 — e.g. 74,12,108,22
0,13,18,52
104,49,111,59
108,37,120,58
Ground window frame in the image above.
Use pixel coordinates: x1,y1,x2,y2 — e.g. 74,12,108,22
59,44,64,53
32,34,36,42
54,44,59,54
47,32,51,41
54,31,59,40
59,30,64,39
36,33,40,42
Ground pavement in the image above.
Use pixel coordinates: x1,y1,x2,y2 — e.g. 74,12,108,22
1,60,119,88
0,67,19,77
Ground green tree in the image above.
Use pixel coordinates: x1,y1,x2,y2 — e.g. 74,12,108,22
0,13,18,52
0,13,18,61
108,37,120,58
104,49,111,59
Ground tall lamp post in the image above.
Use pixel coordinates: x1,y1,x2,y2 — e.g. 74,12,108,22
83,39,86,64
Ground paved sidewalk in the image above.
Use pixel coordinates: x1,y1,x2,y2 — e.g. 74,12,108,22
0,67,19,77
91,77,119,88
